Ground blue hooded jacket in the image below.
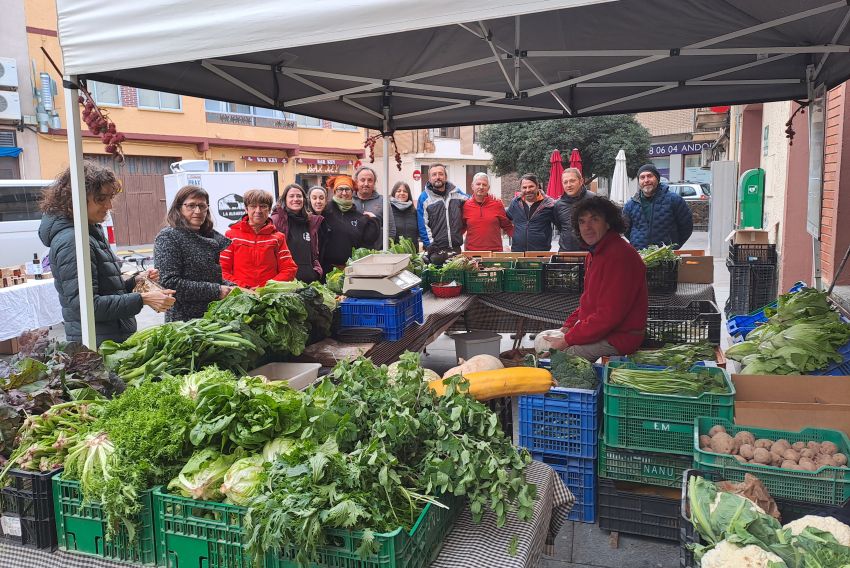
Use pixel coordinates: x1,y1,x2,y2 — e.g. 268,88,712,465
623,184,693,250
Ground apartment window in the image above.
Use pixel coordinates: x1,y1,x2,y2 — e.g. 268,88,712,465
138,89,182,111
331,121,358,131
297,115,322,128
473,125,484,144
213,161,235,172
762,125,769,157
89,81,120,106
436,127,460,139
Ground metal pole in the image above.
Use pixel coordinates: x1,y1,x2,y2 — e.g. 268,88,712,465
382,136,390,251
63,76,96,347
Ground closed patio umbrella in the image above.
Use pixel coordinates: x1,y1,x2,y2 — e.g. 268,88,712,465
610,149,629,205
568,148,582,175
546,149,564,199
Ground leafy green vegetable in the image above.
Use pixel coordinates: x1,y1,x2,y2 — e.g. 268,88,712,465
167,447,239,501
638,244,679,267
221,455,265,506
548,351,598,389
326,267,345,294
262,437,298,462
610,366,729,396
630,343,716,370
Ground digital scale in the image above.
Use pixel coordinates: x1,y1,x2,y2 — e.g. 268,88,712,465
342,254,422,298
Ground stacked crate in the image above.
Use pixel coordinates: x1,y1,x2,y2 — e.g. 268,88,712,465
597,362,735,541
725,242,778,317
517,368,602,523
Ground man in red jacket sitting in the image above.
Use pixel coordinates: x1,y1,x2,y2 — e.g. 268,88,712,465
544,196,648,360
220,189,298,289
463,172,513,252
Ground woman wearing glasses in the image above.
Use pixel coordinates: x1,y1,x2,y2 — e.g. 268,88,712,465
155,185,233,322
319,175,378,275
38,160,175,344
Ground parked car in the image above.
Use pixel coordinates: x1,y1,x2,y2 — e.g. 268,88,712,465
0,179,51,267
668,181,710,201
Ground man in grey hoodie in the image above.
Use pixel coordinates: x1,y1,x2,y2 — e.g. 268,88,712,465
353,166,395,250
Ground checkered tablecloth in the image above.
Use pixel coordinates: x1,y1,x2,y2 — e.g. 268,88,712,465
0,461,570,568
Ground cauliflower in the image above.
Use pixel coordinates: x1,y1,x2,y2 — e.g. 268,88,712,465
783,515,850,546
709,492,766,515
701,540,786,568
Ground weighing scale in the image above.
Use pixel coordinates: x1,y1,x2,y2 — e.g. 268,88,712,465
342,254,422,298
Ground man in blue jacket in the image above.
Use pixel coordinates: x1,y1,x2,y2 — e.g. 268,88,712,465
623,164,693,250
417,164,467,257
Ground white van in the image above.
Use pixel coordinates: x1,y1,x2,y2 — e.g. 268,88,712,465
0,179,52,267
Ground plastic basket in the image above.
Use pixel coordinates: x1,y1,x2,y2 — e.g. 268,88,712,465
725,281,807,338
0,468,59,550
518,384,600,459
340,287,424,341
728,242,777,265
478,259,515,270
597,478,680,542
646,260,680,295
503,260,543,293
597,439,693,488
265,493,464,568
53,474,156,564
644,301,720,347
693,418,850,504
678,469,844,568
543,455,596,523
153,488,252,568
543,255,585,294
463,269,503,294
725,261,778,317
602,362,734,456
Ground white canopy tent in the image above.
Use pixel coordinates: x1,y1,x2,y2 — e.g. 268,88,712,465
54,0,850,346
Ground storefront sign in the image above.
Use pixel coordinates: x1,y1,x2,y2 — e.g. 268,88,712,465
649,141,712,157
296,157,354,174
242,155,287,164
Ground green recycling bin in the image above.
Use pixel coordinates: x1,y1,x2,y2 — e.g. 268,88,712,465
738,168,765,229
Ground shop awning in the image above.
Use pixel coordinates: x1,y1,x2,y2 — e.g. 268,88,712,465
0,147,23,158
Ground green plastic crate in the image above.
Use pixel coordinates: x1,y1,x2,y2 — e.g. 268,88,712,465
504,260,543,293
597,438,693,488
464,269,503,294
52,474,156,565
478,259,515,270
602,361,735,456
265,493,463,568
427,267,465,288
693,417,850,505
153,487,252,568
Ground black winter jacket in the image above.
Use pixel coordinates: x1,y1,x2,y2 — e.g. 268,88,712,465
38,214,143,345
506,194,557,252
554,187,595,251
154,227,230,322
623,184,694,250
390,201,420,248
319,201,379,274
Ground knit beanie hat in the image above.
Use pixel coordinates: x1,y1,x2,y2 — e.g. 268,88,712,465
327,175,355,192
637,164,661,181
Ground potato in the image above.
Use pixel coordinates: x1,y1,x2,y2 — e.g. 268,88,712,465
738,444,755,460
792,441,805,452
821,441,839,455
773,439,791,452
710,432,736,454
798,458,817,471
781,460,800,470
734,455,748,464
699,435,712,448
770,451,784,466
754,439,773,450
801,449,816,460
807,441,821,453
753,447,772,465
834,453,848,467
782,449,800,463
734,431,756,448
709,425,727,437
816,454,838,467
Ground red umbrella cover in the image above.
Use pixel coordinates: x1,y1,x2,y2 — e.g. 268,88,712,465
546,149,564,198
569,148,582,174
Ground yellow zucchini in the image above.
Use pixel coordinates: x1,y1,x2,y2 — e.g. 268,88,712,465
429,367,555,401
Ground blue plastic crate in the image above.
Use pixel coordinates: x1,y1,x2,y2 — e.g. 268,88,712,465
810,340,850,376
518,384,600,459
726,281,807,338
536,456,596,523
340,288,424,341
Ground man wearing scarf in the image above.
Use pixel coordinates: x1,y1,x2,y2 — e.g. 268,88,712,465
319,175,379,275
554,168,595,251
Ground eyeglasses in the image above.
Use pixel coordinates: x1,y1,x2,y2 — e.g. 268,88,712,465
335,187,353,193
182,203,209,212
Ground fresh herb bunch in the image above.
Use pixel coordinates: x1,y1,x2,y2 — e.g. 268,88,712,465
638,244,679,267
246,353,536,564
549,351,598,389
630,343,716,370
609,366,728,396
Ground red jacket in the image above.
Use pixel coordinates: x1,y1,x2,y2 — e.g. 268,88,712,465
463,195,513,252
563,230,648,354
220,216,298,288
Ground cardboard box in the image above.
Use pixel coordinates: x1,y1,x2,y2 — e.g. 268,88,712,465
0,338,20,355
491,251,521,259
677,255,714,284
732,373,850,437
524,251,555,258
461,251,493,258
675,249,705,257
727,229,770,245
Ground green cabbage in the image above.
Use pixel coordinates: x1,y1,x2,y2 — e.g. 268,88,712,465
220,455,265,506
179,366,236,401
167,448,239,501
262,437,298,462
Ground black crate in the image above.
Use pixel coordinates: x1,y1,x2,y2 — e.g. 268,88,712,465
725,262,777,317
644,301,720,347
598,477,680,541
646,260,679,295
543,256,585,294
678,469,844,568
728,243,777,265
0,468,59,550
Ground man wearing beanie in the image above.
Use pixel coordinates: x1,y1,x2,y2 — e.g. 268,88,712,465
623,164,693,250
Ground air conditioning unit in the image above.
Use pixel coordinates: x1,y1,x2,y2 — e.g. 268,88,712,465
0,91,21,121
0,58,18,88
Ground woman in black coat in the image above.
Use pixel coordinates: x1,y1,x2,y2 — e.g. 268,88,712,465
390,181,419,249
319,175,378,274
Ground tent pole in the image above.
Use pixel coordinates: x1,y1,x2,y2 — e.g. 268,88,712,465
63,76,96,347
382,136,390,251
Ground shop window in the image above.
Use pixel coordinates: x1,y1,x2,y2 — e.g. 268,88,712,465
296,115,323,128
89,81,120,106
214,161,235,172
331,122,358,131
138,89,181,111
